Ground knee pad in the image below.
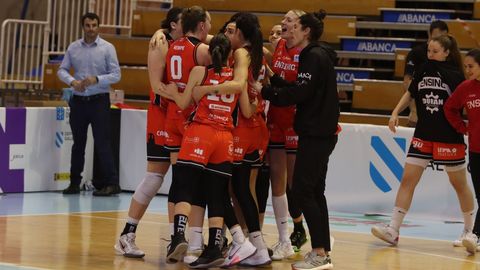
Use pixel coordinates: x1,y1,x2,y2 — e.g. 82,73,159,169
132,172,164,205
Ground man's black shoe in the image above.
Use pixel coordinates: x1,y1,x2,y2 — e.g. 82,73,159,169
166,233,188,263
189,245,224,268
62,184,80,194
92,185,121,196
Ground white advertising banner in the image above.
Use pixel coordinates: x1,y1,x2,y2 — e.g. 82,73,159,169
328,123,472,221
2,107,471,221
119,109,172,194
118,111,472,221
0,107,94,192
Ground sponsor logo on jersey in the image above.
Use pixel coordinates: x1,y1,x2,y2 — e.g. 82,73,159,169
209,104,231,112
422,92,443,114
298,72,312,80
467,99,480,109
273,60,296,71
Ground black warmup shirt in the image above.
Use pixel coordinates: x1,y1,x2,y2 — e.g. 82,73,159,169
408,60,465,143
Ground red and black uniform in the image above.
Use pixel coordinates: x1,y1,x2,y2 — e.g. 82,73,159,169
445,78,480,235
407,60,466,165
232,56,268,166
268,39,301,152
146,33,173,161
177,66,238,176
164,36,202,151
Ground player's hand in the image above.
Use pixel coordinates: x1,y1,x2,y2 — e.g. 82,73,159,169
388,114,399,133
149,29,166,49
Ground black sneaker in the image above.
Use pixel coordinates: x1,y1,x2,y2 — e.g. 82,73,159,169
92,185,121,196
189,245,224,268
166,233,188,263
220,236,229,258
62,184,80,194
290,230,307,252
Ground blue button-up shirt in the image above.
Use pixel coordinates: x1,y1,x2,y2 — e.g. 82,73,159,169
57,36,121,96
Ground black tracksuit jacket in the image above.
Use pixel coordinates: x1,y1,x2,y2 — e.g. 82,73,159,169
261,42,339,137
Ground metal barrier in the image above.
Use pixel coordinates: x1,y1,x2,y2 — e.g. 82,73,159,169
48,0,89,56
0,19,48,86
89,0,136,36
0,0,136,90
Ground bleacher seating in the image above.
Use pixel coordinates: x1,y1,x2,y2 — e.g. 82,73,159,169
352,79,404,113
339,112,409,126
43,63,150,98
132,10,356,44
445,19,480,49
172,0,394,16
35,0,480,124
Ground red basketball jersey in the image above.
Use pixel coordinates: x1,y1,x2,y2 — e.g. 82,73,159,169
237,57,267,128
271,39,301,82
165,36,201,119
193,66,238,130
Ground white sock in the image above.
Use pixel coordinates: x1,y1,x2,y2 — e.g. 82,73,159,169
230,225,245,244
169,223,174,236
463,210,475,233
272,194,290,242
389,207,407,231
188,227,204,250
127,217,139,225
249,231,266,250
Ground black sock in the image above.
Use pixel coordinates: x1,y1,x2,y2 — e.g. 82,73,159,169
174,214,188,235
294,220,305,233
208,227,223,249
121,222,137,236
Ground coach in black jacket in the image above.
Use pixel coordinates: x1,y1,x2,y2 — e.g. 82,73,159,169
259,10,339,270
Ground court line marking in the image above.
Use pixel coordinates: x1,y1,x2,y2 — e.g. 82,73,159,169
0,262,49,270
67,213,480,265
336,238,480,265
0,210,460,244
1,211,476,266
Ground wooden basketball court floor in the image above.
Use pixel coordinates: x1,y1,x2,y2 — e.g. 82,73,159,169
0,192,479,270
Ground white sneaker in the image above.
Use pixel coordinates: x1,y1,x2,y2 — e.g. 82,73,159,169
271,241,295,261
222,239,256,267
183,247,203,264
238,248,271,267
371,225,399,246
292,252,333,270
453,231,467,247
462,232,479,255
114,233,145,258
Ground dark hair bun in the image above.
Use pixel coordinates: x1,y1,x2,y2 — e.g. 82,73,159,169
314,9,327,21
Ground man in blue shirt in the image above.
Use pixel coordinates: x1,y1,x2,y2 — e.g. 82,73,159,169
58,12,121,196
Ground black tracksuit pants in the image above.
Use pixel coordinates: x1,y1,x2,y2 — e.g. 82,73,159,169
291,135,337,251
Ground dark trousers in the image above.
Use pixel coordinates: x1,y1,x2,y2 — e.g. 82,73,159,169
470,152,480,235
291,135,337,250
69,94,118,187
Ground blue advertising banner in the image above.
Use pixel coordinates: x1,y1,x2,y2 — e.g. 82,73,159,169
341,38,413,53
382,10,452,24
336,69,370,84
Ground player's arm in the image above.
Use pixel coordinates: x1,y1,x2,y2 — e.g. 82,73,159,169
147,34,169,94
193,48,250,101
169,66,205,109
